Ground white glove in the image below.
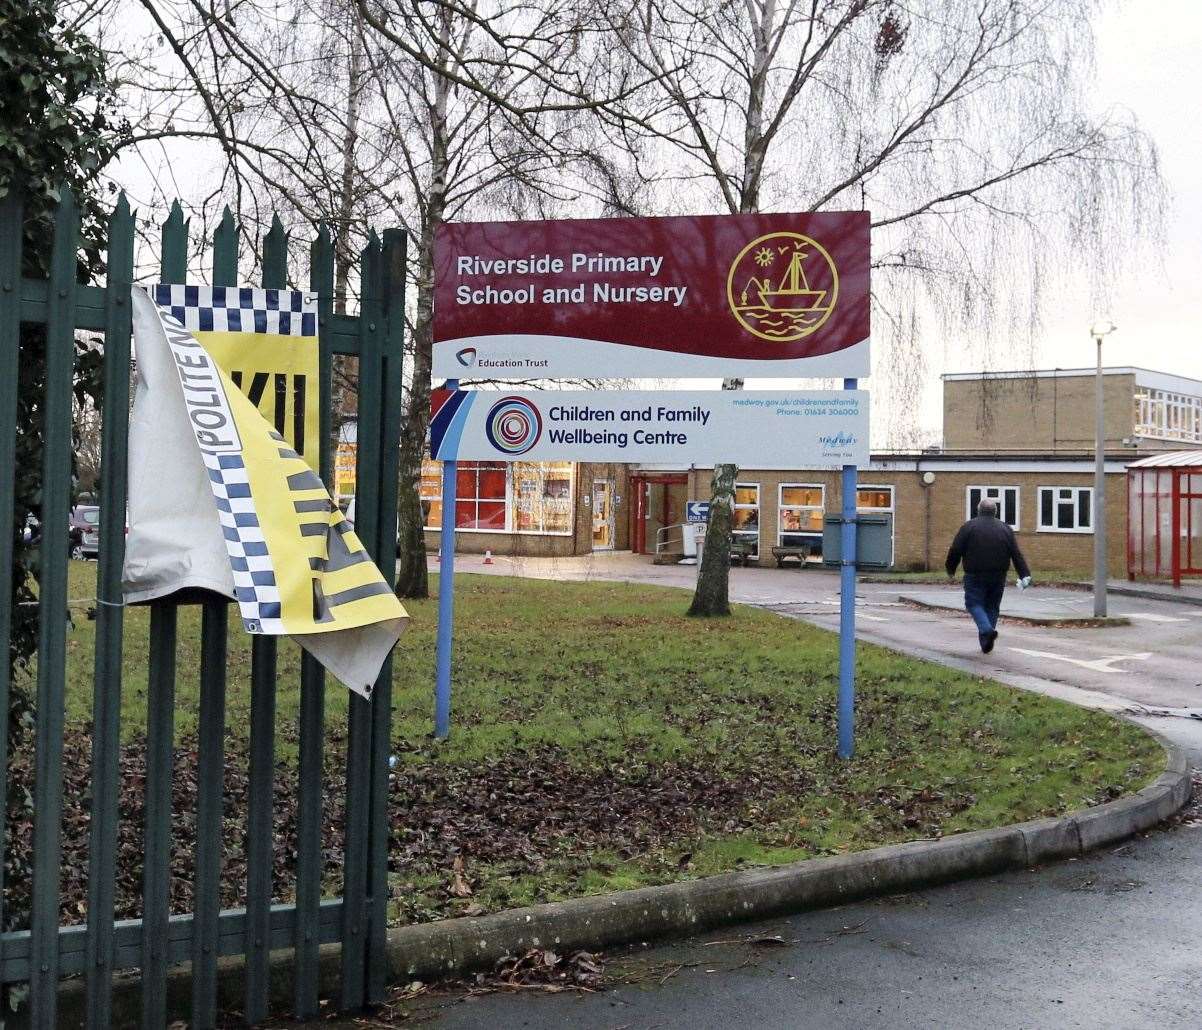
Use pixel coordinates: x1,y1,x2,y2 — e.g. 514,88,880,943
1018,576,1032,590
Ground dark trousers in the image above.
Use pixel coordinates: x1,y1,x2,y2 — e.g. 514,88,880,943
963,571,1006,642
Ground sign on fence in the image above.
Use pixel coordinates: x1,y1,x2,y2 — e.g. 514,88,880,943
125,287,408,696
430,388,869,466
433,212,870,379
152,284,322,467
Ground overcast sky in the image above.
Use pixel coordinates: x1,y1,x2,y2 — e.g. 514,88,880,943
1004,0,1202,378
110,1,1200,445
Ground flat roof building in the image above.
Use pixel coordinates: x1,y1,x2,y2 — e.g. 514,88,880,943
339,366,1202,579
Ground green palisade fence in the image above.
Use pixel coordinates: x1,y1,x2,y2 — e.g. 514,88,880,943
0,190,404,1027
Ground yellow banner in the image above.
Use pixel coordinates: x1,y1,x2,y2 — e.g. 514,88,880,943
151,285,320,469
135,285,407,696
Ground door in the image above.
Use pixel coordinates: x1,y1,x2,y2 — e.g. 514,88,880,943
592,480,615,550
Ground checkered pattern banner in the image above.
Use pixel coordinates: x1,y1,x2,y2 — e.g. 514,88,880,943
152,284,317,337
203,452,284,633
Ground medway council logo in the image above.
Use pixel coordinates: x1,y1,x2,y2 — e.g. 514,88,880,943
726,232,839,343
485,396,543,455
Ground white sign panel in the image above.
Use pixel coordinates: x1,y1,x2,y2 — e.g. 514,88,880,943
430,390,869,467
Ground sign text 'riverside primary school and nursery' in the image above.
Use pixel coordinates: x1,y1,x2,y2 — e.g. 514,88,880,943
432,212,870,379
429,389,870,467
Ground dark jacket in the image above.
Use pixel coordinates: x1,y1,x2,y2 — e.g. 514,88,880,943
945,515,1031,579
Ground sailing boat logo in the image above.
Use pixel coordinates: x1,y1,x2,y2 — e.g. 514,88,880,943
726,232,839,342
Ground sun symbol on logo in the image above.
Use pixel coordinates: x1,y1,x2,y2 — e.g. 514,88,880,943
754,246,774,267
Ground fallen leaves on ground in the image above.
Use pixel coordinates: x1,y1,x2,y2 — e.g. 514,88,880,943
473,948,606,994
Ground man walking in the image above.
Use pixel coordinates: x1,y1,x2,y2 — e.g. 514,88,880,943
945,498,1032,653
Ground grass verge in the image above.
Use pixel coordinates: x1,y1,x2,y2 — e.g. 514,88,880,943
15,561,1161,928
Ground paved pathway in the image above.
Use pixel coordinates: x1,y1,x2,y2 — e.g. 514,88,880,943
353,554,1202,1028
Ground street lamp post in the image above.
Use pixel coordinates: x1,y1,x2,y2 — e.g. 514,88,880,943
1091,321,1117,617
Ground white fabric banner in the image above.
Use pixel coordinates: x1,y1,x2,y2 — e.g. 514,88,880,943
123,288,407,697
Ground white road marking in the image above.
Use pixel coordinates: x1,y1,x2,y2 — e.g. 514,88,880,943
1123,612,1189,623
1008,648,1153,674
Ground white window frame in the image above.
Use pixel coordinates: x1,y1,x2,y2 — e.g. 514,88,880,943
733,481,761,556
966,485,1020,530
420,461,575,536
856,483,895,566
1134,387,1202,444
511,462,575,536
1037,486,1094,534
777,483,825,549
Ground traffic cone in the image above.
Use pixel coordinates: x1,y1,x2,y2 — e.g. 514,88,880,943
483,549,494,565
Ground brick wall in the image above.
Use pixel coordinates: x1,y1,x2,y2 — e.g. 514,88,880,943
689,467,1128,577
943,374,1136,452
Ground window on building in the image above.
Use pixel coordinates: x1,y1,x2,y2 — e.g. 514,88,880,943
733,482,760,557
1135,388,1202,444
513,462,573,533
856,486,893,512
420,461,442,527
778,484,824,555
455,461,507,529
420,460,575,534
967,485,1019,529
1038,486,1093,533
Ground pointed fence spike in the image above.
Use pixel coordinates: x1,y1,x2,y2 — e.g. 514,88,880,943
262,214,288,289
161,199,188,282
213,207,239,287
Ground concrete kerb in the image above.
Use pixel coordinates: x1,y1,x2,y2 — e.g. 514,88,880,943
54,731,1190,1027
1089,583,1202,608
898,594,1132,628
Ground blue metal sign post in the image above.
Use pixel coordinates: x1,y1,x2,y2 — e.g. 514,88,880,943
434,379,459,739
837,377,859,759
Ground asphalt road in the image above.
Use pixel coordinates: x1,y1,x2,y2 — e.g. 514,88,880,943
362,556,1202,1028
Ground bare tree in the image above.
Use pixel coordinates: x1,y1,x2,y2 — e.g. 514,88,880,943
95,0,645,603
593,0,1161,615
73,396,104,497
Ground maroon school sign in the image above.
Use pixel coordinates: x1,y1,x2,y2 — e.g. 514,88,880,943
432,212,870,379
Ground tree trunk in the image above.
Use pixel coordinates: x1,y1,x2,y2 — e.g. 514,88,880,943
395,15,453,600
688,1,773,616
393,210,439,598
334,25,363,317
687,461,736,617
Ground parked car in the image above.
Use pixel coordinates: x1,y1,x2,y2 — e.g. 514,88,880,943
69,505,100,560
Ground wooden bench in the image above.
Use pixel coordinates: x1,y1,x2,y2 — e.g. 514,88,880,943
729,540,755,567
771,544,812,568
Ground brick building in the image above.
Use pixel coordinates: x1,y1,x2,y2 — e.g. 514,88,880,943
338,367,1202,574
643,368,1202,577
